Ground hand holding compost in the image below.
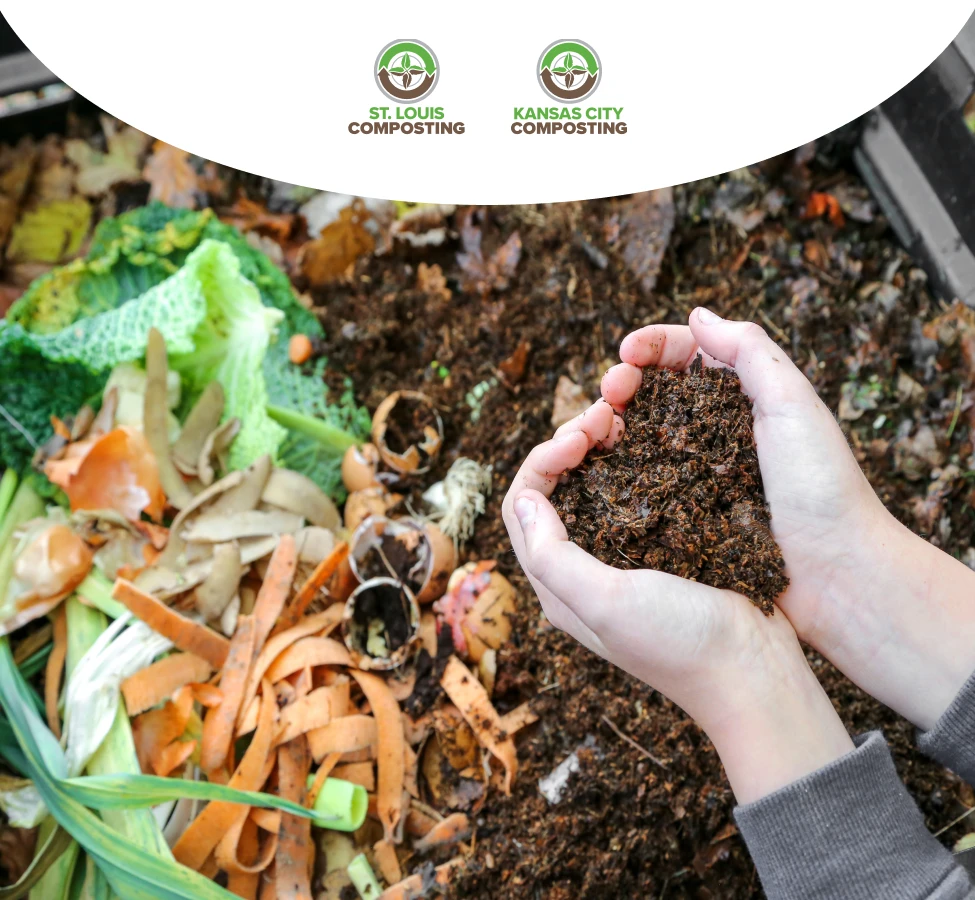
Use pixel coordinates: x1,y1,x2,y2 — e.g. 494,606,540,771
553,356,788,613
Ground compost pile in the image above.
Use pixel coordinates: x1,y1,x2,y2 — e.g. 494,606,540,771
0,116,974,898
552,359,788,613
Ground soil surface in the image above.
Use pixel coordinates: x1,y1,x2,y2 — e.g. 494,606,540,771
552,359,788,613
307,135,975,898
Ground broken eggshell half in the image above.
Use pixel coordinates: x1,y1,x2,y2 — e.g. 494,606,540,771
371,391,444,475
343,487,401,532
341,443,382,494
341,576,420,671
348,516,455,604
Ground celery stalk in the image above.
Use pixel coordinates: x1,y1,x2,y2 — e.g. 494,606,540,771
75,570,127,620
266,404,359,454
65,596,172,857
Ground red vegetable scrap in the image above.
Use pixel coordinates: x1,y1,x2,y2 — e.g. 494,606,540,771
804,191,845,228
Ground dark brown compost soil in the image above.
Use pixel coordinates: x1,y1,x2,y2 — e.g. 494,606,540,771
552,359,789,613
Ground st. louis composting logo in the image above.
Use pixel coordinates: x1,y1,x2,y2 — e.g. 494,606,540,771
375,40,438,102
350,39,463,136
537,40,601,102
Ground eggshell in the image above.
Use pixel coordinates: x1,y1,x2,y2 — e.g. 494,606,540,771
341,443,381,493
371,392,444,475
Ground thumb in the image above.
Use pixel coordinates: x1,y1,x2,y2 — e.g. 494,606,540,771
513,489,622,630
688,307,818,412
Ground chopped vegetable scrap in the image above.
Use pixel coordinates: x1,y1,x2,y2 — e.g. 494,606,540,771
0,281,525,896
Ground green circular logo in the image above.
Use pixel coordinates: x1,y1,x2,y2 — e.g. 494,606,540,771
537,39,601,103
375,40,439,103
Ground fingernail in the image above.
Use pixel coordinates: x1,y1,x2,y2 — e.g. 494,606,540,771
514,496,537,529
697,307,722,325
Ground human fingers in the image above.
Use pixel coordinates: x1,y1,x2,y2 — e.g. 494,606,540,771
600,363,642,411
687,308,820,413
512,489,620,641
552,398,615,446
619,323,701,370
603,415,625,449
503,432,589,512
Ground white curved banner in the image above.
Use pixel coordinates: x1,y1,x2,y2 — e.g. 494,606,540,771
3,1,972,203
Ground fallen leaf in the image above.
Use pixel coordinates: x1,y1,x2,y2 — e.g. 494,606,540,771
551,375,589,428
912,464,960,534
7,197,92,263
692,836,733,878
0,137,38,254
803,239,829,269
838,380,881,422
65,117,151,196
456,208,521,296
618,188,675,294
896,371,926,405
923,302,975,381
416,262,451,301
143,140,199,209
221,197,298,243
299,201,374,287
892,424,945,480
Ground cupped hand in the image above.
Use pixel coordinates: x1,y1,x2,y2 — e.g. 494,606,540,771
501,400,853,802
602,308,975,730
601,307,885,649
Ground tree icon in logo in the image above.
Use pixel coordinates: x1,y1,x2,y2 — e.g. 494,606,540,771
538,40,601,103
375,40,439,103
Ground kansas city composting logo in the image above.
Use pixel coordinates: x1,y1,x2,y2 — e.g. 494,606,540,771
375,40,439,103
537,39,601,103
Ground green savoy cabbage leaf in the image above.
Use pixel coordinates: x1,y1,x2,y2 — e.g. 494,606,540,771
167,241,286,471
0,240,286,475
1,204,368,499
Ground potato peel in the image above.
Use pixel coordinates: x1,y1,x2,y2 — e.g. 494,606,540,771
440,656,517,794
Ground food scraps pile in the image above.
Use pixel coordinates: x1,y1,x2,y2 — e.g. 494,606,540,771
0,194,522,897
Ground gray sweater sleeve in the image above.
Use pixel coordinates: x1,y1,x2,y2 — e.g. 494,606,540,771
918,668,975,785
734,669,975,900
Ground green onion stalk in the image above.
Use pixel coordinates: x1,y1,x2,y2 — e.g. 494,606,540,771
65,596,172,857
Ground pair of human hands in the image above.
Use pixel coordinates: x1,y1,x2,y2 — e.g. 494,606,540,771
502,308,975,803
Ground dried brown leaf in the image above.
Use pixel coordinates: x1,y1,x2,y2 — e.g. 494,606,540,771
456,208,522,296
550,375,589,428
299,201,374,287
143,140,199,209
618,188,675,294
